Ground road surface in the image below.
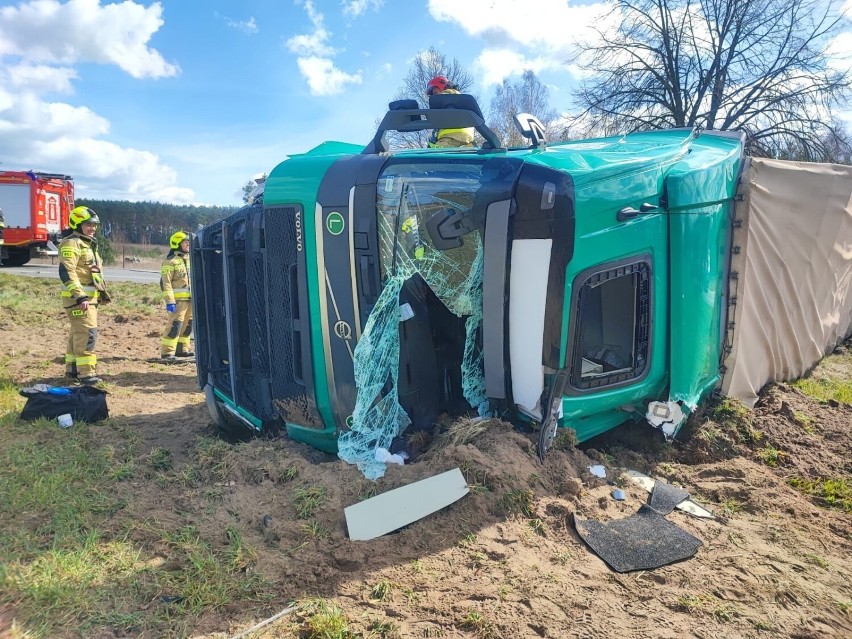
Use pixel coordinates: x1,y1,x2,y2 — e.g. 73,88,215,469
1,262,161,284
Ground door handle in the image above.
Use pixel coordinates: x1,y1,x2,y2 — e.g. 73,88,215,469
617,203,659,222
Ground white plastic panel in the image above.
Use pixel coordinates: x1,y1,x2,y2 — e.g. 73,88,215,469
509,238,552,417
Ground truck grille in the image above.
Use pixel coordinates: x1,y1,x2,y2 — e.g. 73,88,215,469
194,204,319,429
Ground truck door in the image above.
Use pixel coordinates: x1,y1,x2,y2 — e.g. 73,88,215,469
559,189,669,442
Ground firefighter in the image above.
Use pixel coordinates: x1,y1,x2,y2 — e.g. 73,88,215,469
426,76,475,148
59,206,108,384
0,206,5,245
160,231,193,360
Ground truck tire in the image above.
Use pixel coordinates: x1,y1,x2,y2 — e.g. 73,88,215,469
1,247,31,266
204,382,230,431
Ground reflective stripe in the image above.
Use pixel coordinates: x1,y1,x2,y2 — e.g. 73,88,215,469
65,354,76,363
161,336,178,347
76,355,97,366
60,285,97,297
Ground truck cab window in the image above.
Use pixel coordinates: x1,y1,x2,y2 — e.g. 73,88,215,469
569,259,651,390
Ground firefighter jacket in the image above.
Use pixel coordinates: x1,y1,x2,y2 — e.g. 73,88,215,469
430,89,475,147
59,231,105,305
160,251,191,304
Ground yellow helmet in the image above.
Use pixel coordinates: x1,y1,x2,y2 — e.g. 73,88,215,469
69,206,100,230
169,231,190,250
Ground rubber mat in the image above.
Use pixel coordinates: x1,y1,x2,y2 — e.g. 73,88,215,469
573,505,702,573
649,481,690,515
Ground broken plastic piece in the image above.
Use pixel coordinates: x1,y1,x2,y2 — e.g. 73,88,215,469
588,465,607,478
345,468,469,541
612,489,626,501
645,400,685,437
625,470,715,519
374,447,408,465
398,303,414,322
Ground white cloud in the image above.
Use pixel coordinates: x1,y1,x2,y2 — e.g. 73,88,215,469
427,0,611,85
297,56,363,96
286,0,362,96
225,16,258,34
342,0,384,18
286,0,337,56
0,1,193,203
4,64,78,95
0,0,179,79
474,49,555,86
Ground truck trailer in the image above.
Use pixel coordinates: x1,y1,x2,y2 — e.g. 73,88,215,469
192,94,852,479
0,171,74,266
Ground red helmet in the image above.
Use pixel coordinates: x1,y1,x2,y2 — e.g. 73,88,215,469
426,75,450,95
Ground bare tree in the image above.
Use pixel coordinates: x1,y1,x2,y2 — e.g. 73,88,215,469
570,0,852,162
488,70,562,147
381,47,475,149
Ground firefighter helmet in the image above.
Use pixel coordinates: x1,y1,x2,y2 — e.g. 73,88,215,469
69,206,100,229
426,75,450,95
169,231,190,250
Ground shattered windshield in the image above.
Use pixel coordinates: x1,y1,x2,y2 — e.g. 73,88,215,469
338,159,501,479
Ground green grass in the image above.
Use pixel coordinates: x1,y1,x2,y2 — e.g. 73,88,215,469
498,488,534,517
707,398,751,426
296,598,353,639
370,579,393,602
0,273,166,327
459,610,495,638
293,485,329,519
791,350,852,403
0,415,275,637
757,446,786,467
792,377,852,404
788,476,852,512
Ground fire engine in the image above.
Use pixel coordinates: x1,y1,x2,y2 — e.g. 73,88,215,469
0,171,74,266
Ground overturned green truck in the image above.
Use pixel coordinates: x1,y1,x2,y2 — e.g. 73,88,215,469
192,95,852,479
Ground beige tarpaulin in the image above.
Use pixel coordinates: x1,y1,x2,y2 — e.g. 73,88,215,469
721,158,852,406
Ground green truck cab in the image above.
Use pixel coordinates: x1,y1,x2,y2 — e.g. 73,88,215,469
193,94,743,477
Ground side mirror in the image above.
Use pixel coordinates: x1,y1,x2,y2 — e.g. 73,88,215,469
513,113,547,147
425,208,477,250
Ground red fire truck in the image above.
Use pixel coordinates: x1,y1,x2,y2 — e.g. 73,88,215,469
0,171,74,266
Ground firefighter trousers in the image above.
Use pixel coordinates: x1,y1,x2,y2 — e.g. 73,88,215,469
64,304,98,377
161,299,193,356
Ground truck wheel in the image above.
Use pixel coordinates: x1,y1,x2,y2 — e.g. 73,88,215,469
203,382,247,437
1,247,31,266
204,382,229,431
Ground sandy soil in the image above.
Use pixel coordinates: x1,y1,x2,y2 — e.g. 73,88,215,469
2,308,850,639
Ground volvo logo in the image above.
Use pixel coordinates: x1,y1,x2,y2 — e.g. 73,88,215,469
294,209,303,252
333,320,352,341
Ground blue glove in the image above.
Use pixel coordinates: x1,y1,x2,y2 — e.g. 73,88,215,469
166,303,176,313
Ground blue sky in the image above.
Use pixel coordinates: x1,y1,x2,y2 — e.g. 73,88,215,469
0,0,850,206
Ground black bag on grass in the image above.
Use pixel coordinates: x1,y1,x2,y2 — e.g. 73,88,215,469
19,386,109,423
